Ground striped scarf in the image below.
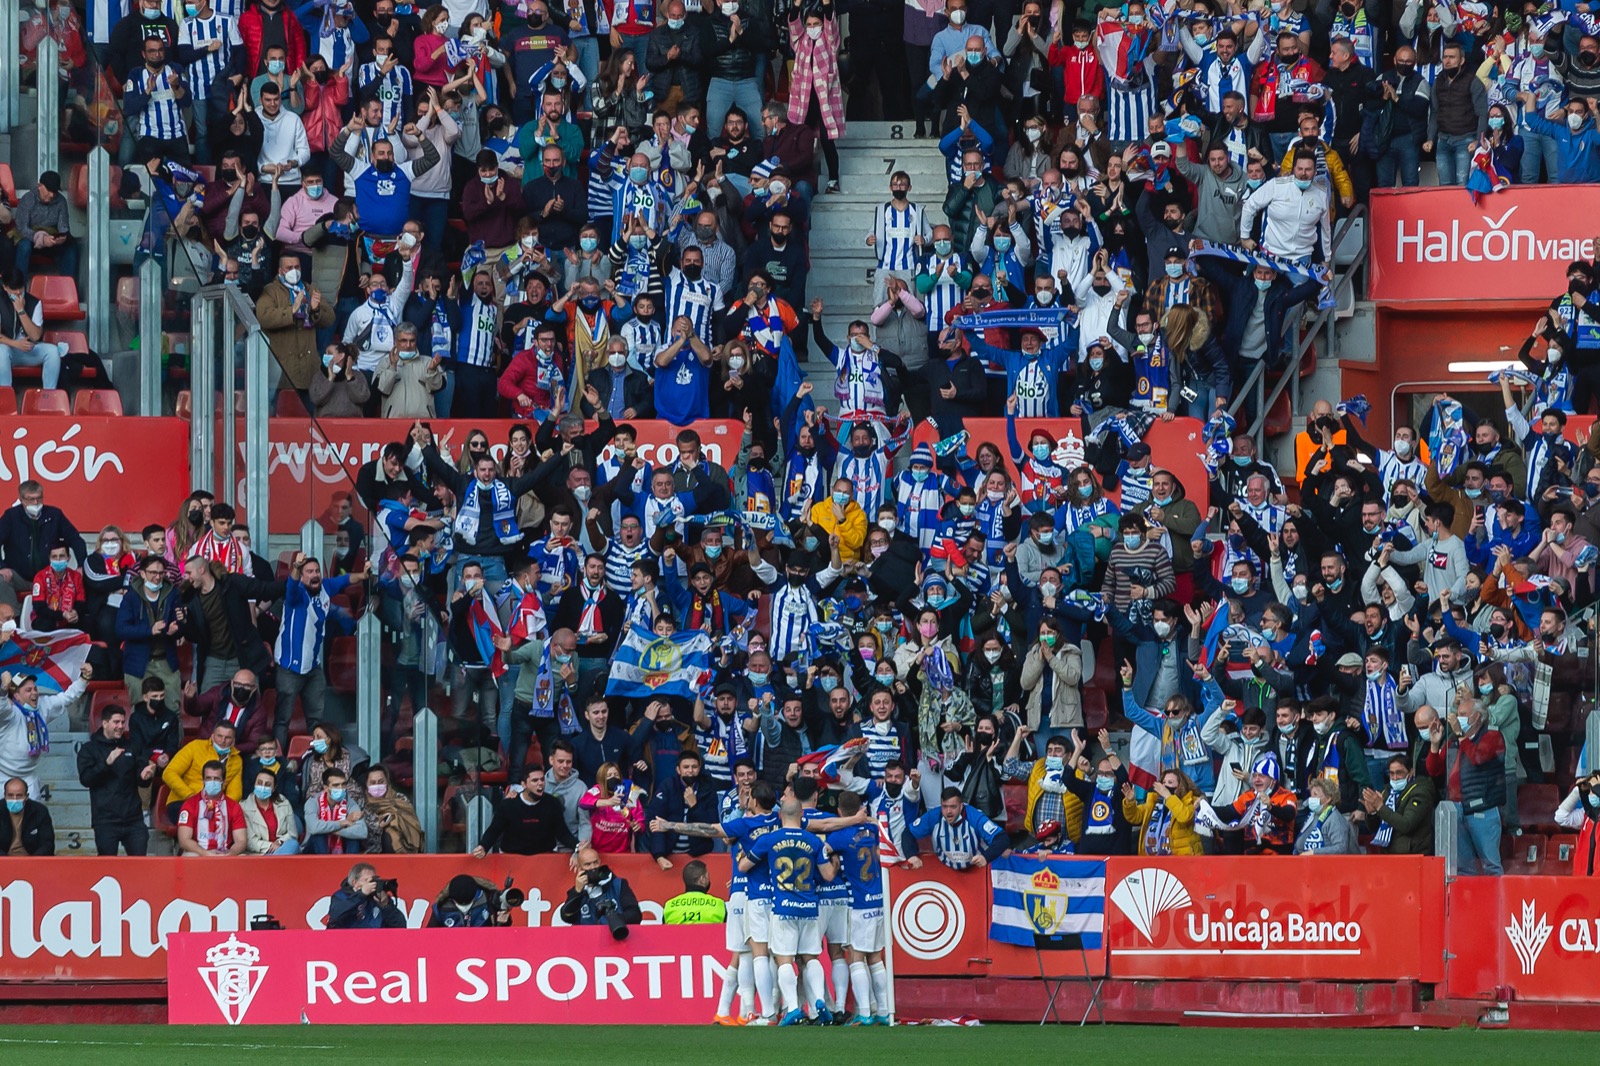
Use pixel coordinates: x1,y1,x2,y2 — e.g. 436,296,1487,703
1365,674,1406,750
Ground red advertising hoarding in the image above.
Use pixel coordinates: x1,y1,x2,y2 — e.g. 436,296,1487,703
1369,186,1600,303
1445,875,1600,1002
262,418,743,534
1104,856,1446,982
167,926,719,1025
0,854,1032,983
0,417,191,531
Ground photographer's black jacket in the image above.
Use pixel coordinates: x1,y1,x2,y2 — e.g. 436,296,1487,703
559,875,643,926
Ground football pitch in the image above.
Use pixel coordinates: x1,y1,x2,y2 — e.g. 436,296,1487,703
0,1024,1588,1064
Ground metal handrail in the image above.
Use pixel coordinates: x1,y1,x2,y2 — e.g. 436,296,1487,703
1225,206,1371,452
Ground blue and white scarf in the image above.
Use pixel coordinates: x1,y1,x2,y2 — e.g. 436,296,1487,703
455,478,520,545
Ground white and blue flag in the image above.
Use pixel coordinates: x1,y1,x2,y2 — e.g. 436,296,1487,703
605,622,713,701
989,856,1106,947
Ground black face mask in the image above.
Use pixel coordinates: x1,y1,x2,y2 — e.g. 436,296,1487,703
682,264,703,281
747,456,767,470
885,781,904,798
313,67,331,83
374,159,396,173
891,188,908,200
241,224,260,240
787,571,806,587
976,732,996,745
232,686,254,705
219,168,238,184
188,509,204,526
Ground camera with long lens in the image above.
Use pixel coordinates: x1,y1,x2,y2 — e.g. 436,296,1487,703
488,876,525,917
377,877,400,895
586,865,629,940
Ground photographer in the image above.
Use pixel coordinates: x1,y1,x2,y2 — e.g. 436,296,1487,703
326,862,407,929
428,874,517,928
559,846,643,936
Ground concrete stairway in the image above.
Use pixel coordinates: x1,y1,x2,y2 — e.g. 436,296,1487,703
35,734,97,855
801,122,950,386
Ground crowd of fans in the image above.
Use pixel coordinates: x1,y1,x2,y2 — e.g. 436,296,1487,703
0,0,1596,893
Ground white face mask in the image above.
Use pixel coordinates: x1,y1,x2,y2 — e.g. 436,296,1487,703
949,8,966,23
23,504,43,519
1571,112,1587,132
983,648,1002,664
721,1,738,13
608,352,627,368
1025,127,1042,143
805,24,822,38
728,355,746,372
282,268,301,286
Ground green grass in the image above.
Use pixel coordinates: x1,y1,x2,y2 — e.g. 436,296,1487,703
0,1025,1588,1065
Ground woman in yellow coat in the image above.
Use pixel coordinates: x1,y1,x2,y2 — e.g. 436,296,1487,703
808,476,869,562
1121,769,1204,856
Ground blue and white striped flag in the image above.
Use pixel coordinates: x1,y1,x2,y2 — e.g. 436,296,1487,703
605,622,713,700
989,856,1106,947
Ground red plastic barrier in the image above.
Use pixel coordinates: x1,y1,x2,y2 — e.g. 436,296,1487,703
1104,856,1446,982
0,417,190,531
167,926,719,1025
1370,185,1600,303
262,418,744,534
1446,874,1600,1002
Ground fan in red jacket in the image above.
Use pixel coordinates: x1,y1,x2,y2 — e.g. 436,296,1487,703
1048,21,1105,109
238,0,308,81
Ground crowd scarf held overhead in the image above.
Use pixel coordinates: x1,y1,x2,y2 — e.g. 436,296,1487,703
1187,240,1336,310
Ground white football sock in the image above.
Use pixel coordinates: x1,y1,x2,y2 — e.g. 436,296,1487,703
830,957,849,1011
777,962,800,1015
737,954,755,1017
803,958,827,1015
754,955,776,1018
717,961,738,1015
869,962,890,1016
848,961,871,1017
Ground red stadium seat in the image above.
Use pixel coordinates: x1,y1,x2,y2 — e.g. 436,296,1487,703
287,734,312,761
0,162,16,207
44,329,89,355
1082,686,1109,732
275,390,311,417
0,389,14,416
88,689,129,734
28,275,81,321
1519,783,1562,834
20,389,70,415
1550,834,1585,874
1505,832,1547,875
152,785,177,838
327,636,358,694
1001,782,1028,829
71,389,123,416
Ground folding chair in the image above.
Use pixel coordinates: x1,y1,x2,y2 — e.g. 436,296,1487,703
1034,931,1106,1027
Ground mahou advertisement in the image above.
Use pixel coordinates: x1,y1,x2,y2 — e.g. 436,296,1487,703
167,927,719,1025
1369,186,1600,303
0,854,1033,983
1103,856,1446,981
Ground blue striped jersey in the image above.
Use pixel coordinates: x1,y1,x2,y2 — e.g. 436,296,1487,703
874,201,927,272
126,64,188,141
178,14,239,91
